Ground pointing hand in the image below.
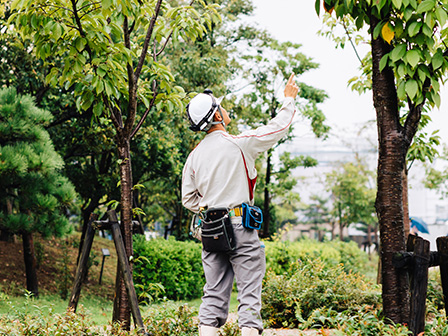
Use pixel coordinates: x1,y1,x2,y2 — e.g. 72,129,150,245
284,74,299,99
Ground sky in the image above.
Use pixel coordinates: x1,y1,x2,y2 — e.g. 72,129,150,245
249,0,448,143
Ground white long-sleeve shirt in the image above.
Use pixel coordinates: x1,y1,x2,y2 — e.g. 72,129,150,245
182,97,296,213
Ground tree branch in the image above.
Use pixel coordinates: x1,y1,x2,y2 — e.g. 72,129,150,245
70,0,93,60
130,80,158,139
156,29,174,57
342,19,364,67
155,0,195,57
103,95,122,130
122,16,137,138
134,0,163,82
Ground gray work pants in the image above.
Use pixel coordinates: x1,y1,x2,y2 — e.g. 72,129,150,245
199,217,266,333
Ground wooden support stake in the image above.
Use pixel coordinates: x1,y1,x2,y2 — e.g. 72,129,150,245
437,236,448,318
108,210,147,335
408,236,430,336
68,213,98,312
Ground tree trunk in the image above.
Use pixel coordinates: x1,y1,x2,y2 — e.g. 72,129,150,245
1,199,15,242
370,15,410,324
262,150,272,238
402,167,410,238
112,139,133,329
22,231,39,297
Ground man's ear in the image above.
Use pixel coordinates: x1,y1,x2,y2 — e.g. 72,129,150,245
214,110,222,121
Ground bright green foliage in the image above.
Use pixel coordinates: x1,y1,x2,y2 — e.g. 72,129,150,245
316,0,448,109
325,160,377,235
261,258,381,328
9,0,219,117
133,236,204,301
0,87,76,237
319,11,442,167
265,238,370,276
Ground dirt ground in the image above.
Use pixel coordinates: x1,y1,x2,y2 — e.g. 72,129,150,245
0,234,117,298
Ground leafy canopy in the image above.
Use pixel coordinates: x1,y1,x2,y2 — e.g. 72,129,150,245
316,0,448,109
9,0,220,120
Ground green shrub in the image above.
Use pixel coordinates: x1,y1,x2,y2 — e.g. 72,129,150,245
133,236,204,301
0,306,104,336
143,303,198,336
426,270,445,315
265,238,371,276
261,258,381,328
425,314,448,335
298,306,412,335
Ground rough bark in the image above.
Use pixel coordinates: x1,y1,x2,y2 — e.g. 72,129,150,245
112,139,133,329
370,15,410,324
22,231,39,297
402,168,410,238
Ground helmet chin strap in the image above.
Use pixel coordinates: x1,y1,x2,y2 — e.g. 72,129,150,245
209,106,226,131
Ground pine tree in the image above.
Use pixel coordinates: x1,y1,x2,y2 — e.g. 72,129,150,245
0,87,76,296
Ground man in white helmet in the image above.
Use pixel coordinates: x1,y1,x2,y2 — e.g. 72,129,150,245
182,74,299,336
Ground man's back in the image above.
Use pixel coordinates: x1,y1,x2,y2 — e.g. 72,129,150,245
182,130,250,211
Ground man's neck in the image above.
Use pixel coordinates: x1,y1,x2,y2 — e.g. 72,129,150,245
207,124,226,133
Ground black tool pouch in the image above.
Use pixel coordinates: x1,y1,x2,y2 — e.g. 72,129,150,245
201,208,236,253
242,203,263,230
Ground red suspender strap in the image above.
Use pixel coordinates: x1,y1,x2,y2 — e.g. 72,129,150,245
239,149,257,201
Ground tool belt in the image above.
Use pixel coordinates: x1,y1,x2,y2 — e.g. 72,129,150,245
201,208,236,253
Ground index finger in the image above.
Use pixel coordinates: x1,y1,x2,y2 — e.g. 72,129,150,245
287,73,295,85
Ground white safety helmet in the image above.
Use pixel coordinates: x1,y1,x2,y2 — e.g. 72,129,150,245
186,89,224,132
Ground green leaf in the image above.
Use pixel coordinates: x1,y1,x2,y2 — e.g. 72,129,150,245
105,80,113,96
406,49,420,68
417,0,435,13
392,0,402,8
431,90,441,108
397,80,406,100
53,23,63,40
102,0,112,10
75,37,86,52
373,21,384,39
397,63,406,77
432,50,444,70
379,54,389,71
93,101,103,117
390,44,406,62
97,66,107,78
436,7,447,27
405,79,418,99
417,67,426,83
431,77,440,92
422,23,433,37
407,21,422,37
